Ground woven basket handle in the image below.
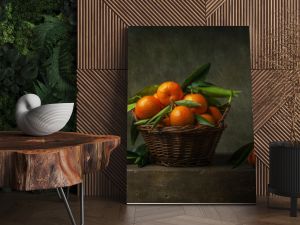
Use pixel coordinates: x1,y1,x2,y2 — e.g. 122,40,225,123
218,104,231,128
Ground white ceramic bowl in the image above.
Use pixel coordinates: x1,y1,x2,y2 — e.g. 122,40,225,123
16,94,74,136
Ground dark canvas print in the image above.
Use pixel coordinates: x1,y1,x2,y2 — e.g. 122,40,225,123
127,27,255,203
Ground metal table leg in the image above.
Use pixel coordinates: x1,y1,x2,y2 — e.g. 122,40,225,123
56,183,84,225
290,196,298,217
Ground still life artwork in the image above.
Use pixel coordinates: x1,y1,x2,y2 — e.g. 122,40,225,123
127,27,255,203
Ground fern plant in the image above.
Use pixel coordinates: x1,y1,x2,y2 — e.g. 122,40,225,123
32,15,76,130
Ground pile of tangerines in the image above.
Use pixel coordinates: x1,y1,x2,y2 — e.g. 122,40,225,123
134,81,223,127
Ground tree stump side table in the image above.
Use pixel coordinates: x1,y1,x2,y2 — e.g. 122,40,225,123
0,131,120,225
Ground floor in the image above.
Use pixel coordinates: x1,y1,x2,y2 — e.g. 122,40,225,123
0,192,299,225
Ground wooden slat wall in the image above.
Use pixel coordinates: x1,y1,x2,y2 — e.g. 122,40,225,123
77,0,300,201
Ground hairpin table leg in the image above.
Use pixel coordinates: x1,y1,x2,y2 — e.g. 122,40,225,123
290,196,297,217
56,183,84,225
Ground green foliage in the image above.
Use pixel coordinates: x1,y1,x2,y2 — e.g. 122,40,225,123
0,3,35,55
9,0,63,23
32,15,76,131
181,63,211,91
0,0,77,132
128,85,159,104
127,144,150,167
229,142,254,168
32,15,76,104
0,44,37,96
0,44,37,130
0,95,16,130
195,114,215,127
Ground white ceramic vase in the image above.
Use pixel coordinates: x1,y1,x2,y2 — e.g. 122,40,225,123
16,94,74,136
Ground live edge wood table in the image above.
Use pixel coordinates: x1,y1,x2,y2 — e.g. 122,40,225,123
0,131,120,225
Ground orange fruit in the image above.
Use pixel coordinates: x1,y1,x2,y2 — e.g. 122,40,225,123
208,106,223,122
153,93,164,108
135,96,162,119
247,150,256,167
162,116,171,126
156,81,184,106
170,106,195,126
153,93,159,100
199,113,215,125
183,94,208,114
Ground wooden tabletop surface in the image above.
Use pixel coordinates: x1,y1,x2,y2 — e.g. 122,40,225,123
0,132,120,191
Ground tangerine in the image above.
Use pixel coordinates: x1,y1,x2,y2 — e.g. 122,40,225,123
153,93,164,108
170,106,195,126
208,106,223,123
199,113,215,125
156,81,184,106
135,96,162,119
162,116,171,126
183,93,208,114
247,150,256,167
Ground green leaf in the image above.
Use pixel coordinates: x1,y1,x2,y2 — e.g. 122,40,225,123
128,96,141,105
205,95,222,107
134,144,150,167
152,114,164,128
31,15,76,105
135,143,148,156
181,63,211,91
128,84,159,104
130,120,139,145
175,100,201,108
147,105,172,125
33,16,69,55
190,86,240,98
188,81,214,88
195,114,215,127
134,156,142,164
134,119,149,126
229,142,254,168
127,103,136,112
127,150,138,164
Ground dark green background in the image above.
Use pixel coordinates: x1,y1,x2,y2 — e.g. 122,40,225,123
128,26,254,154
0,0,76,131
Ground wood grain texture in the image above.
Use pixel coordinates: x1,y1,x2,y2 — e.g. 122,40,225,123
0,132,120,191
77,69,127,200
77,0,300,199
1,192,299,225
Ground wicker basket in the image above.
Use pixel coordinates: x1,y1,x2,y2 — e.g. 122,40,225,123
137,106,230,167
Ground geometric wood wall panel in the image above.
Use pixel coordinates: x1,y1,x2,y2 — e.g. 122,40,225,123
77,69,127,201
77,0,127,69
251,70,294,132
77,0,300,200
207,0,300,70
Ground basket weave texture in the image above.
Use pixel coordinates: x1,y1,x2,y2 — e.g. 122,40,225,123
137,106,230,167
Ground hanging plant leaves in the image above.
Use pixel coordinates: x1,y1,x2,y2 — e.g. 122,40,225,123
181,63,211,91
